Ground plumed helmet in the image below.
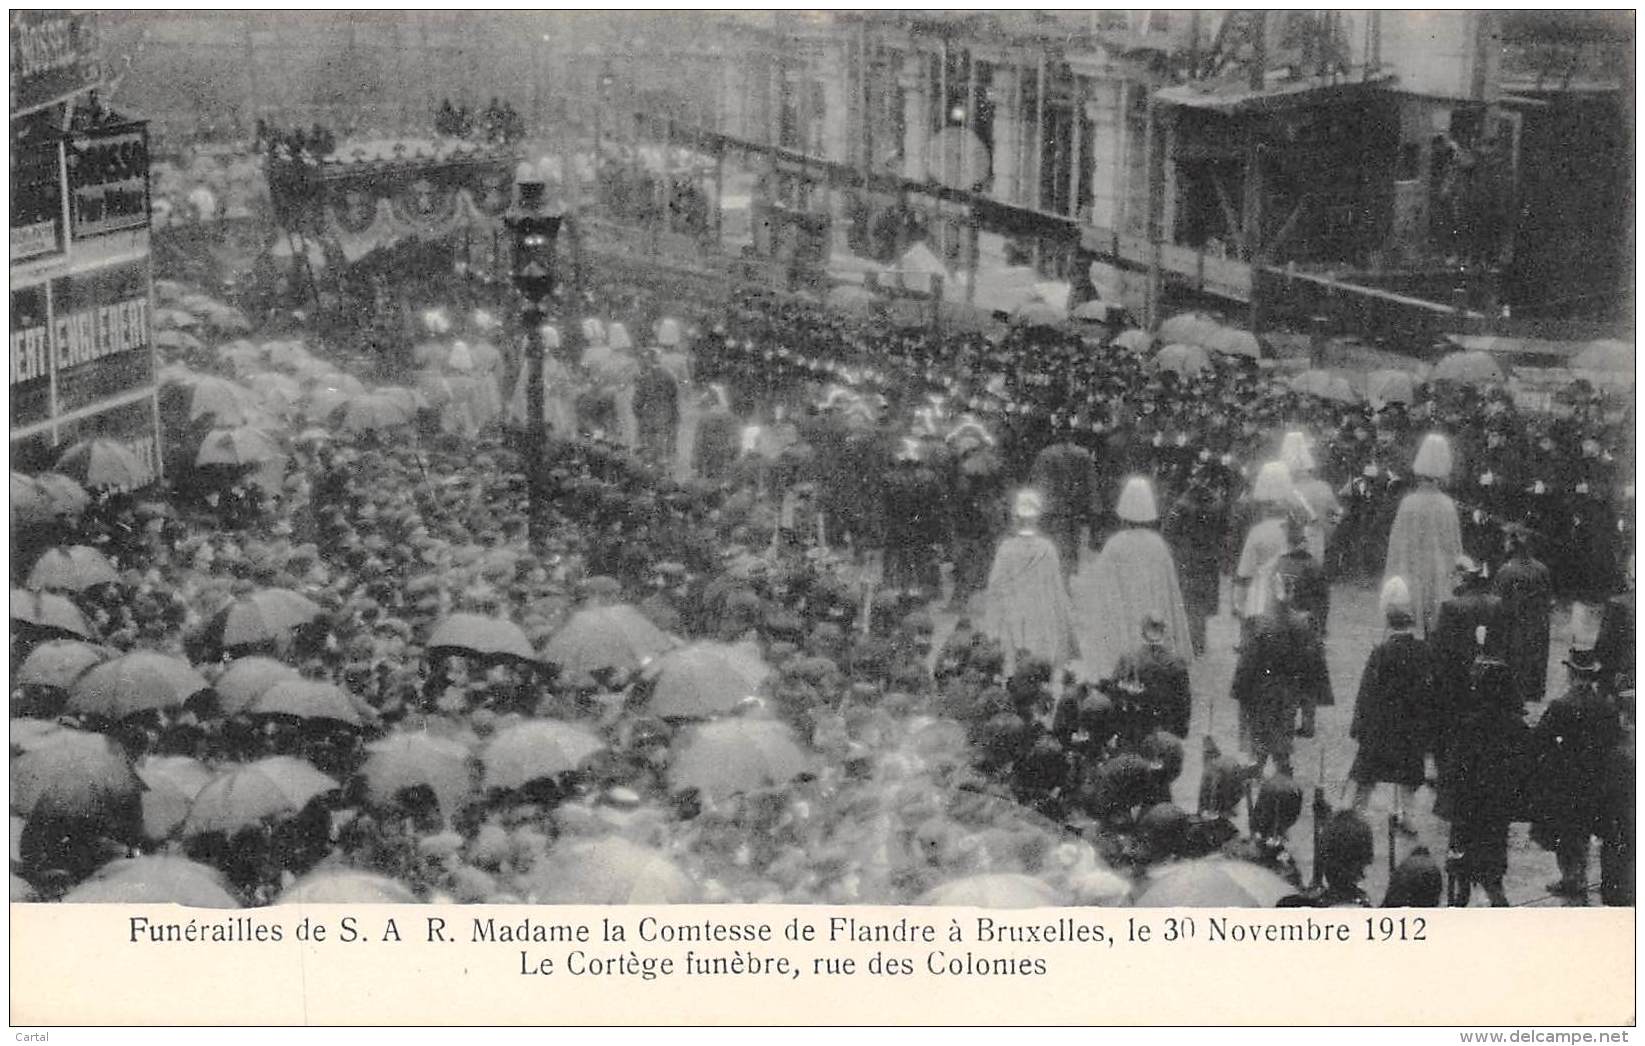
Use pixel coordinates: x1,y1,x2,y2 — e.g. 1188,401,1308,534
1412,432,1453,480
1116,476,1158,524
1379,575,1414,625
607,323,633,352
655,318,682,347
1279,430,1315,473
581,318,606,345
1251,461,1294,504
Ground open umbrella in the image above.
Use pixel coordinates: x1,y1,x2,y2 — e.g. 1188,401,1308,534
10,589,93,640
668,719,812,801
62,856,239,907
541,605,676,676
361,732,476,816
1010,301,1065,328
153,306,200,330
213,343,266,375
428,613,537,662
1154,343,1212,377
264,340,313,369
68,652,210,719
10,717,75,754
243,371,304,407
1207,325,1262,359
643,643,769,719
1133,856,1293,907
277,869,418,904
196,427,286,469
213,657,303,715
203,306,252,334
333,393,414,432
204,589,322,650
526,836,697,904
1288,369,1361,404
154,329,204,352
34,473,90,519
1572,338,1633,374
918,873,1060,908
302,387,351,421
250,680,373,727
481,721,605,791
182,756,339,836
11,473,53,527
27,545,119,593
136,754,216,840
14,640,112,691
11,729,139,821
1071,300,1123,322
1366,369,1419,407
1158,312,1212,344
1433,350,1505,386
1110,328,1153,353
54,439,149,491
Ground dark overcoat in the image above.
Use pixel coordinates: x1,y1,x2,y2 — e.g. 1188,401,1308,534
1492,554,1553,708
1349,631,1435,787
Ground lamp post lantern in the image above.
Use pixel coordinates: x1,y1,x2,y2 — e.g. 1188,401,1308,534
504,160,565,552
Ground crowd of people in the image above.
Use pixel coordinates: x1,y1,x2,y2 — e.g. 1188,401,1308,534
509,276,1635,906
9,145,1635,910
434,97,527,146
596,151,714,243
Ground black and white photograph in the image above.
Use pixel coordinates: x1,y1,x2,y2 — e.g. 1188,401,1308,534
6,7,1636,995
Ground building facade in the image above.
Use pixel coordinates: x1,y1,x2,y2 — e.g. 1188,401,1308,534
678,10,1629,333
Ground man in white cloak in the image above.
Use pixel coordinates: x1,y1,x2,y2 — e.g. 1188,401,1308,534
1383,432,1465,639
982,490,1079,676
1280,430,1342,566
1235,461,1295,623
1070,476,1194,680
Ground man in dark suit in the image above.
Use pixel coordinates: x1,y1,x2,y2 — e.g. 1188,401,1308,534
1492,524,1553,710
1163,463,1229,656
1230,573,1333,777
1431,556,1506,760
1031,439,1102,577
1530,645,1623,902
631,347,680,468
1273,514,1331,737
1111,614,1192,739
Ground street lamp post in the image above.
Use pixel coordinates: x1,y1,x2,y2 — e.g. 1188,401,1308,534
504,161,565,552
596,62,615,158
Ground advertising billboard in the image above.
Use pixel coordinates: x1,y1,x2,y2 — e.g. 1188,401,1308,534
9,284,53,428
49,258,153,414
66,122,150,240
9,10,101,118
11,140,66,262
